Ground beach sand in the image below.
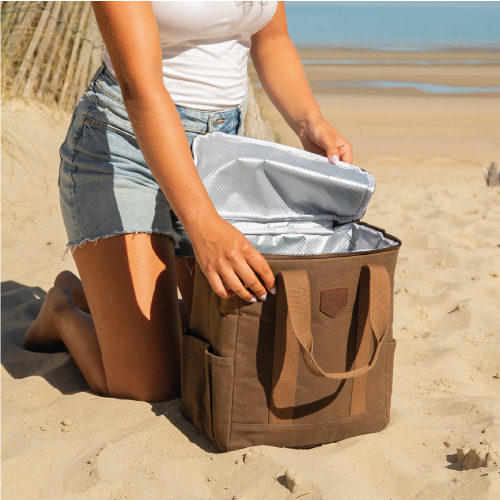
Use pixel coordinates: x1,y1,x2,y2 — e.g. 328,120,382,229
2,51,500,499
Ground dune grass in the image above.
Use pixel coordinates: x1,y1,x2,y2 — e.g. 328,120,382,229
1,1,273,147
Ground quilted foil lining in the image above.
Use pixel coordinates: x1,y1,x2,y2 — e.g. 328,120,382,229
234,222,398,255
193,133,398,255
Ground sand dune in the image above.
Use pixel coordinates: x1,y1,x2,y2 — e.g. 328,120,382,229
2,101,80,290
2,69,500,499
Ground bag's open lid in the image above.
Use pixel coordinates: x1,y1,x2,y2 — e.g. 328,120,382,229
192,132,375,224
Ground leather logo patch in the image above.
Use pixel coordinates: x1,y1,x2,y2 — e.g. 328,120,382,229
320,288,348,318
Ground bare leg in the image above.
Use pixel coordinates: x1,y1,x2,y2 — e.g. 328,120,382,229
53,261,191,334
23,285,107,394
23,285,74,354
54,270,90,313
53,269,189,330
23,233,182,402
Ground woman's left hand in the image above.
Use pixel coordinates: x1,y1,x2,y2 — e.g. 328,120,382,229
296,116,353,165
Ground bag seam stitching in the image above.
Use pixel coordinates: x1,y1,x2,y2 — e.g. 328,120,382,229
228,296,241,451
385,339,397,418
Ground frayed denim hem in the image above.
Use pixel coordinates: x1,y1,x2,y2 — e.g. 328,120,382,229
63,229,181,259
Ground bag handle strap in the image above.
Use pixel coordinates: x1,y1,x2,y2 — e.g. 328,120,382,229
281,265,391,380
269,265,392,424
269,265,392,425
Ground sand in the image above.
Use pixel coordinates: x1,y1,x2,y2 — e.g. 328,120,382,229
2,51,500,499
250,49,500,164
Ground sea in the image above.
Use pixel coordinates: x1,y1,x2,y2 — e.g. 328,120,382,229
285,1,500,51
282,1,500,94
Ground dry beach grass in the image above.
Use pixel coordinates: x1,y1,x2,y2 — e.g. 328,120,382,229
2,49,500,499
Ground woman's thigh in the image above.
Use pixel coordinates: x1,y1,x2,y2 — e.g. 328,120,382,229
73,233,181,402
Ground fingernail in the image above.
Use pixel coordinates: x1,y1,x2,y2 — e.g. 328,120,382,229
331,154,339,165
260,294,267,301
250,297,257,303
270,287,276,295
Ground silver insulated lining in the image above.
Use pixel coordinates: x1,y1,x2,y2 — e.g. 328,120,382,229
233,222,396,256
192,133,398,255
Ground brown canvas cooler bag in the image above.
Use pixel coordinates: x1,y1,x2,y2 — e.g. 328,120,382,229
182,133,401,452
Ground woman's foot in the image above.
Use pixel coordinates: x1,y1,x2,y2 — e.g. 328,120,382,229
54,270,90,314
23,285,76,353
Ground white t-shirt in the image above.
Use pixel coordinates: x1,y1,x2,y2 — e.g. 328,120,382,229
103,1,278,111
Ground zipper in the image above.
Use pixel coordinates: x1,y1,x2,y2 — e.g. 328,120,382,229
263,242,401,259
234,221,390,237
257,222,403,258
263,248,398,259
237,227,338,236
229,215,336,223
223,213,361,224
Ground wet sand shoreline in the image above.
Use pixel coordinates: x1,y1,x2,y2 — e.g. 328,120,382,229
295,47,500,62
251,48,500,94
249,47,500,165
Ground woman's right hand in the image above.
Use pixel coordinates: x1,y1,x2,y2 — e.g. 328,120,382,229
189,216,276,302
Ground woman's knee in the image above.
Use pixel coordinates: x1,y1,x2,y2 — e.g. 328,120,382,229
107,368,181,402
89,378,109,398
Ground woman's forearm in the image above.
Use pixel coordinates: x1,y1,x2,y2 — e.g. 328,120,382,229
250,13,322,136
119,75,218,235
250,2,352,164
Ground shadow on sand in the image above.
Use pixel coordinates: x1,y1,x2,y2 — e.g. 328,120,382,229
1,280,217,453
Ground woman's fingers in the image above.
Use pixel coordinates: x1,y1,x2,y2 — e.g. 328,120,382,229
215,254,276,303
304,118,353,165
220,268,258,303
245,249,276,295
338,141,353,164
192,218,276,303
324,137,352,165
206,272,235,300
234,263,269,301
327,145,340,165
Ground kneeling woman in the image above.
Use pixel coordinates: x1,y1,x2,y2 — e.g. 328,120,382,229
25,2,353,401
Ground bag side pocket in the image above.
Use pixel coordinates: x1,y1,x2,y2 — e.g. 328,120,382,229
181,331,213,441
385,340,397,421
205,349,235,452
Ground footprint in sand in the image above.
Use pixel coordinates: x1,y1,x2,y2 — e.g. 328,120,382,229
62,449,101,494
210,448,322,499
412,249,460,270
430,306,471,333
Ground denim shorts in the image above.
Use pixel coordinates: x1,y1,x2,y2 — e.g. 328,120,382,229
59,63,247,258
